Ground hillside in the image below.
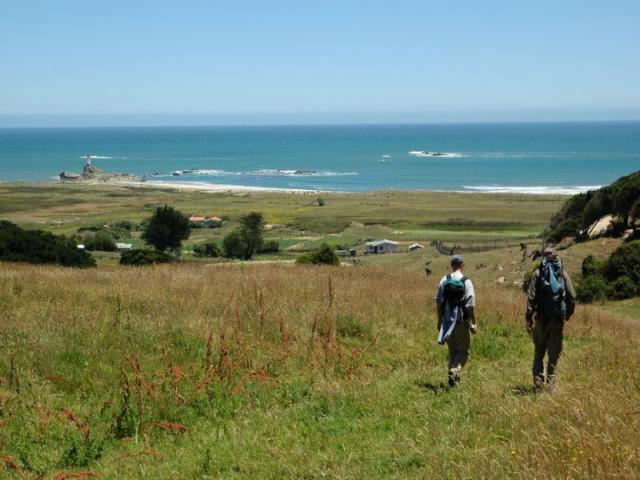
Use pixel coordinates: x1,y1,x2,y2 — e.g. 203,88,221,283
1,262,638,479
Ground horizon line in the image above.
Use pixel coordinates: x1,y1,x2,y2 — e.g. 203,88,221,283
1,117,640,129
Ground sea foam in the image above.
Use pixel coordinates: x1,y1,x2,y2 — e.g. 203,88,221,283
462,185,601,195
408,151,463,158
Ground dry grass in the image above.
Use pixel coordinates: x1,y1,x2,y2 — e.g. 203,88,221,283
0,262,638,478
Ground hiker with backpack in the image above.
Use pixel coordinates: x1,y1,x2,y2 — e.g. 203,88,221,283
526,247,576,389
436,255,477,387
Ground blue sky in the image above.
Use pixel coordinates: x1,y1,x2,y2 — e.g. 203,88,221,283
1,0,639,126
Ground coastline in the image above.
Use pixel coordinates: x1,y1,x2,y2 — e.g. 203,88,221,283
0,178,587,196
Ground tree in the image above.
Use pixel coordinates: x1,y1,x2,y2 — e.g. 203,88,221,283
0,220,95,268
222,231,245,258
142,205,190,252
238,212,265,260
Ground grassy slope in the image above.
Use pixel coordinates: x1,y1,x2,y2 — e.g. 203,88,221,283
1,263,638,479
363,237,625,285
1,185,638,478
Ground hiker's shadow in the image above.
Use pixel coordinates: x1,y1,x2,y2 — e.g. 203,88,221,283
416,380,451,393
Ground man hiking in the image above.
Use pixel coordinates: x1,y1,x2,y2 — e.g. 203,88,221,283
436,255,477,387
526,247,576,389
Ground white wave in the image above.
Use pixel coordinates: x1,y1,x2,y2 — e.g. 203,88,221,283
191,169,241,176
156,168,358,178
79,155,113,159
462,185,601,195
408,150,463,158
382,155,391,158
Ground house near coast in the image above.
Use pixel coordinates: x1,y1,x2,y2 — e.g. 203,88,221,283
189,215,223,227
365,239,399,254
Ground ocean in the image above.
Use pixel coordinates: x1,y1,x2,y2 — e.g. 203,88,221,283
0,122,638,193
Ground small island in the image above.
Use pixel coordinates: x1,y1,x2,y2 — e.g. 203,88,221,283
59,155,140,183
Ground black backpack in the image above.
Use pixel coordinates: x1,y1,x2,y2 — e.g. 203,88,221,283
443,274,467,308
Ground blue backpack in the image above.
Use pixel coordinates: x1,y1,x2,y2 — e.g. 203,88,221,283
537,258,567,321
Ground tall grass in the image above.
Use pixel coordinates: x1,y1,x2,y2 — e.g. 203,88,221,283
0,263,638,478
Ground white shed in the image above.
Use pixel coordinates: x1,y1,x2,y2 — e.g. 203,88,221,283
365,239,399,254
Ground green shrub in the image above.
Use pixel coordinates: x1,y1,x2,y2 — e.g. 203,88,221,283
609,276,638,300
581,255,605,278
222,231,245,258
0,220,96,267
296,243,339,266
296,253,314,264
604,240,640,284
257,240,280,254
113,220,136,231
577,241,640,303
85,231,117,252
193,241,220,258
545,218,580,243
120,249,172,266
576,275,611,303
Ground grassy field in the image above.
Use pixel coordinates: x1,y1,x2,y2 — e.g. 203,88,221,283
1,183,639,478
1,259,638,479
0,183,563,246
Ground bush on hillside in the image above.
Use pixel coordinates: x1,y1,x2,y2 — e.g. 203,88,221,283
0,220,96,267
257,240,280,254
193,241,221,258
577,241,640,303
576,274,611,303
546,171,640,243
609,276,638,300
296,243,339,266
113,220,137,231
631,198,640,223
120,249,172,266
546,218,580,244
581,255,605,278
222,231,245,259
84,231,117,252
604,240,640,284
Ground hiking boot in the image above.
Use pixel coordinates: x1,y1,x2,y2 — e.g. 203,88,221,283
448,368,460,387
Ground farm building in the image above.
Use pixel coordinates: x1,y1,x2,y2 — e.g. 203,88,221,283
365,239,399,254
189,216,223,226
115,243,133,251
408,243,424,252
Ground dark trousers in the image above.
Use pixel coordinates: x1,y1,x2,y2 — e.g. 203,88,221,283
532,318,564,386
